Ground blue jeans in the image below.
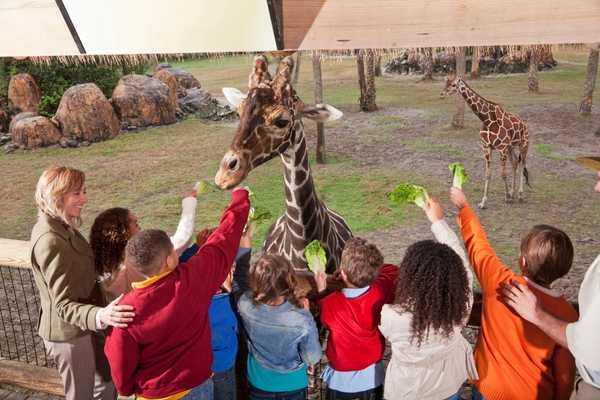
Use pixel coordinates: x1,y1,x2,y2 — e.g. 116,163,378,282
183,379,214,400
213,367,236,400
445,393,461,400
249,385,307,400
472,386,485,400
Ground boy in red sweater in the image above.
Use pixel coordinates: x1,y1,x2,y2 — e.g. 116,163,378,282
450,187,577,400
104,188,249,399
315,237,398,400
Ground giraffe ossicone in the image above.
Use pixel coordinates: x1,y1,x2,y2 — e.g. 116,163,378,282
215,55,352,271
441,74,531,209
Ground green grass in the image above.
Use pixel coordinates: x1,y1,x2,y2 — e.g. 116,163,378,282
534,143,570,160
2,47,599,258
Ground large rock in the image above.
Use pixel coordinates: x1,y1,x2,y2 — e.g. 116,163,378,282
11,115,62,149
111,74,177,128
9,112,37,133
169,68,201,93
8,73,41,113
53,83,120,142
153,69,178,107
178,88,215,115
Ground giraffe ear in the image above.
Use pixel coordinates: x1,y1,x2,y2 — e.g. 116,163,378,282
301,104,343,122
222,88,247,108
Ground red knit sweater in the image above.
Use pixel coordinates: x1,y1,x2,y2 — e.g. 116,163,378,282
319,264,398,371
104,190,249,398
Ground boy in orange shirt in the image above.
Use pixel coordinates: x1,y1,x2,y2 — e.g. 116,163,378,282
450,188,577,400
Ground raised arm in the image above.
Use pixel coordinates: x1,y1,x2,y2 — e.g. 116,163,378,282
450,188,513,292
182,188,250,296
170,192,198,254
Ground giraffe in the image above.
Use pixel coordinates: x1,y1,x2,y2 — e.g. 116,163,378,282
441,74,530,209
215,55,352,272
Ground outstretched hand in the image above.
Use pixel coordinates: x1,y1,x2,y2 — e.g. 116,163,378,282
449,187,469,210
424,197,444,223
501,280,541,324
98,294,135,329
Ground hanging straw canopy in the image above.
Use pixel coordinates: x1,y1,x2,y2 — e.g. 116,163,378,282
1,0,600,57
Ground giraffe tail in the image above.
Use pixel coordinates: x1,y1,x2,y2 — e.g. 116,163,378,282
519,155,531,188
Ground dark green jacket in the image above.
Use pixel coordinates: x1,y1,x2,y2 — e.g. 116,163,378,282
29,213,103,341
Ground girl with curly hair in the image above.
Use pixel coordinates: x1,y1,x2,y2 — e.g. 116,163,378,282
90,189,197,302
379,196,476,400
237,254,322,400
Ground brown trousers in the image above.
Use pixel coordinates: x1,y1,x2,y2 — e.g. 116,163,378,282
44,333,116,400
570,378,600,400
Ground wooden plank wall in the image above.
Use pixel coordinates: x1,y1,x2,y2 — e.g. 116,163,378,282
282,0,600,49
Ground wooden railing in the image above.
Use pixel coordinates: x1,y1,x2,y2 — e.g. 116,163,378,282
0,238,63,396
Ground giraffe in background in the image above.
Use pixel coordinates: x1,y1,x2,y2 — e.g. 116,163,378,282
441,74,530,209
215,55,352,271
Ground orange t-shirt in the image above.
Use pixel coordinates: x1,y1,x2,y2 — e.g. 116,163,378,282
458,206,577,400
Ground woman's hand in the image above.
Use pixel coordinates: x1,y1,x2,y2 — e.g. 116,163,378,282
424,197,444,223
449,187,469,210
98,294,135,328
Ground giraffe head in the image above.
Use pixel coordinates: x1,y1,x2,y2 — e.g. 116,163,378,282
440,73,463,97
215,55,343,190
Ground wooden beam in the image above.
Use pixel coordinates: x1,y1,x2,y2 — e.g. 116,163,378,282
283,0,600,50
0,360,63,397
0,239,30,270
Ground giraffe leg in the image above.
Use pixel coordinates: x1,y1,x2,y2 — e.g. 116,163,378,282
499,149,511,203
518,144,529,202
479,147,492,209
507,147,518,200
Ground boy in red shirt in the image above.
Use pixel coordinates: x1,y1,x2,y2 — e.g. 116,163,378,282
450,187,577,400
104,188,249,399
315,238,398,400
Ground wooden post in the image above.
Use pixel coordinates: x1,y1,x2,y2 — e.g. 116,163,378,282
292,51,301,85
528,47,539,92
356,49,367,110
422,48,434,81
452,47,466,128
471,46,481,79
579,45,599,114
312,51,326,164
364,49,378,111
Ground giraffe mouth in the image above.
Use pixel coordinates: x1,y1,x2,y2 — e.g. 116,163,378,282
215,155,249,190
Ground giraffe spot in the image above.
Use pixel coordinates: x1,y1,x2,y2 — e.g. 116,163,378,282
295,169,307,186
287,206,299,221
489,122,499,132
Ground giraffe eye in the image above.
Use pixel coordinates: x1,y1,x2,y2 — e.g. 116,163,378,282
274,117,290,129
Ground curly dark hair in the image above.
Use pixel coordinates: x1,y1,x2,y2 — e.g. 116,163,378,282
90,207,132,275
394,240,470,347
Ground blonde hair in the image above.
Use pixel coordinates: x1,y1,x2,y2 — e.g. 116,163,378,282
35,166,86,227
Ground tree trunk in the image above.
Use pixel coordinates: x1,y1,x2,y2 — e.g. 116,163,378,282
579,46,600,114
452,47,466,128
471,47,481,79
374,54,382,77
422,48,434,81
312,52,326,164
293,52,302,86
363,50,378,111
356,49,368,110
528,48,539,92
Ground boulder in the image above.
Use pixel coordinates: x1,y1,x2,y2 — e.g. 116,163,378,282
9,112,37,133
8,73,41,112
111,74,177,128
153,63,172,74
178,88,215,115
167,67,201,95
11,115,62,149
153,69,179,108
53,83,120,142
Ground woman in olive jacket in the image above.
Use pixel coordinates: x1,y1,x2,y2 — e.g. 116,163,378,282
29,166,134,400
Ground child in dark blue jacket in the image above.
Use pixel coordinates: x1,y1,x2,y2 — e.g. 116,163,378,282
180,226,253,400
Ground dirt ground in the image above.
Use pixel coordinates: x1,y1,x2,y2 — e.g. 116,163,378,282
303,100,600,301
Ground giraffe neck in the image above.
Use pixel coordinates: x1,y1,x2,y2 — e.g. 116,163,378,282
457,79,495,122
279,121,323,239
